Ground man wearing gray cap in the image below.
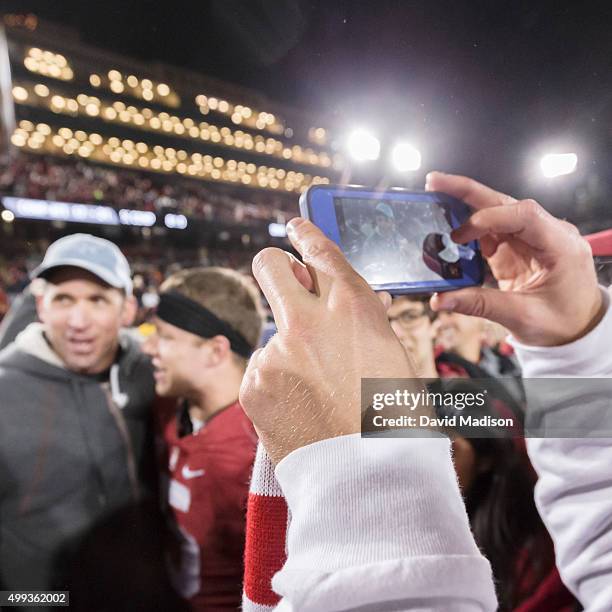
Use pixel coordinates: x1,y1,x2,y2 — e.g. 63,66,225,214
0,233,158,600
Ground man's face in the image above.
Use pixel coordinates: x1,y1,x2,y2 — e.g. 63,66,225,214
37,268,134,375
433,311,484,352
375,213,394,237
387,297,434,367
142,317,209,397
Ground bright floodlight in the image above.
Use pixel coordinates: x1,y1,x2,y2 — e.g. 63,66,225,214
540,153,578,178
347,129,380,161
391,142,422,172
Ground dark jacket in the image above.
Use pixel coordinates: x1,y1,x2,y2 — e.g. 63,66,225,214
0,323,156,594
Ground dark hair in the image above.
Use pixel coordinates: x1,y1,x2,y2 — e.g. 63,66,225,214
438,380,556,610
160,267,264,363
465,436,554,609
391,295,436,321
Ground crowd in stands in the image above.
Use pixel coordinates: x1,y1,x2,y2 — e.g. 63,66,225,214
0,153,299,226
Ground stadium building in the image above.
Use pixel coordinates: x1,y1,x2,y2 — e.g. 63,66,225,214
0,16,343,275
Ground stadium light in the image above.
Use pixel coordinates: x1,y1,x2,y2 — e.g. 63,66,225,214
164,213,188,229
391,142,421,172
118,209,156,227
346,129,380,162
540,153,578,178
268,222,287,238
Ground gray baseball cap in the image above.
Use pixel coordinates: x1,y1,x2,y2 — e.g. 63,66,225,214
375,201,395,219
31,233,133,295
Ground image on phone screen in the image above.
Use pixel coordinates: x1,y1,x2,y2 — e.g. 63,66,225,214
333,197,476,287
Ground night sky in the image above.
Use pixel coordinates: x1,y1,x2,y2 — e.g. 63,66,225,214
6,0,612,223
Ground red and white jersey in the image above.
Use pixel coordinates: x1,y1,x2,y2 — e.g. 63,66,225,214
158,400,257,612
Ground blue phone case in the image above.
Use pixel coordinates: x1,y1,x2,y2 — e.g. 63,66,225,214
299,184,484,295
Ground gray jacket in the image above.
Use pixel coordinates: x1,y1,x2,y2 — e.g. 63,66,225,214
0,323,156,593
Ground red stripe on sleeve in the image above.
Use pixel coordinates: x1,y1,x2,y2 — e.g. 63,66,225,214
243,493,288,606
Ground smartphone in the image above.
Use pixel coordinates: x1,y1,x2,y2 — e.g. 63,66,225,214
299,184,484,294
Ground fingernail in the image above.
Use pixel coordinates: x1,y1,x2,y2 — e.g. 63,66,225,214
286,217,306,235
432,293,456,311
425,171,441,190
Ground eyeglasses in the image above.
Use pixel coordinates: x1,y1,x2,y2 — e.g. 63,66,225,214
388,309,428,328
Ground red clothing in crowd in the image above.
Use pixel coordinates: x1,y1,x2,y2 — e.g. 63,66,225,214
0,288,8,321
158,400,257,612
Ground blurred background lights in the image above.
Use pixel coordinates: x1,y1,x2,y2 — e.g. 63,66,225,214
540,153,578,178
391,142,421,172
164,213,188,229
268,222,287,237
346,129,380,161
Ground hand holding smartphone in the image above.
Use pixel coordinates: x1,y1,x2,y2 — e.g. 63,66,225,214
299,185,483,295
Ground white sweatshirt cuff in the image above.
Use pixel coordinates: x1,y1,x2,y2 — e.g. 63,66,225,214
510,287,612,377
272,434,496,611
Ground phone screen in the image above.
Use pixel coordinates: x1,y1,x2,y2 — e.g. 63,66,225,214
332,195,477,288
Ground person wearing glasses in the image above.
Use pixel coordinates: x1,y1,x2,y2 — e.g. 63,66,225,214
387,295,574,610
386,295,440,378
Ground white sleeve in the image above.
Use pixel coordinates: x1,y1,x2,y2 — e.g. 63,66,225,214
512,287,612,612
271,434,497,611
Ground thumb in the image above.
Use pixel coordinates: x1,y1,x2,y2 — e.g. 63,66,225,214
377,291,392,311
431,287,525,330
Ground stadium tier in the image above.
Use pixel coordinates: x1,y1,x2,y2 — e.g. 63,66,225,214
0,19,349,275
4,22,341,193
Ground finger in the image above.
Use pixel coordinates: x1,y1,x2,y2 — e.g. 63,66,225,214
430,287,527,332
479,234,500,258
559,219,580,236
287,252,315,292
305,263,321,297
426,172,516,210
240,345,269,415
251,248,312,331
377,291,392,311
240,347,263,401
244,347,265,386
248,346,264,366
286,218,360,284
451,199,566,254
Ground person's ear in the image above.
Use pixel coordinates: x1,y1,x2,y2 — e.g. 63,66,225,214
208,335,232,366
121,294,138,327
35,293,47,324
